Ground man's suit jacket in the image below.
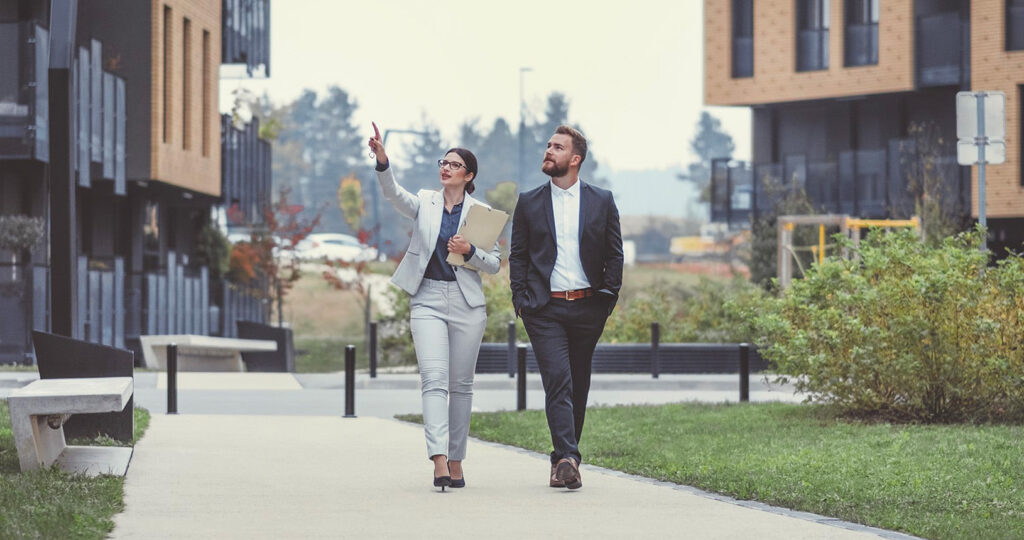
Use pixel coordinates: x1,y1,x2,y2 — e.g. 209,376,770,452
376,167,501,308
509,180,623,315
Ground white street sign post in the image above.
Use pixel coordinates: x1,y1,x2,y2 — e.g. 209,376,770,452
956,91,1006,251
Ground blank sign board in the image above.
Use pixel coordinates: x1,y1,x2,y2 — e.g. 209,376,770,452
956,91,1005,140
958,140,1006,166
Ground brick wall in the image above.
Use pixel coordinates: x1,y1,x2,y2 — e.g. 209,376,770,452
149,0,221,196
705,0,915,106
969,0,1024,218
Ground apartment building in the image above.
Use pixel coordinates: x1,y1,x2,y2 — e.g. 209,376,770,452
0,0,270,363
705,0,1024,255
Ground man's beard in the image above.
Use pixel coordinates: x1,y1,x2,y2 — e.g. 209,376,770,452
542,159,568,178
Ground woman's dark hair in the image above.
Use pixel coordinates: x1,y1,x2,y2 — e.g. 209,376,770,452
446,147,478,194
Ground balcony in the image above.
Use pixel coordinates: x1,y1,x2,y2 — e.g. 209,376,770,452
0,22,48,161
916,12,966,87
796,29,829,72
223,0,270,77
710,159,753,226
711,139,967,228
221,114,271,226
74,41,126,194
844,23,878,66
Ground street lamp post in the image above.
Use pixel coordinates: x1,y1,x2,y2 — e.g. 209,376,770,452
518,67,532,193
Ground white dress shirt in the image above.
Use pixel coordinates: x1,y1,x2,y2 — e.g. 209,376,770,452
549,179,591,292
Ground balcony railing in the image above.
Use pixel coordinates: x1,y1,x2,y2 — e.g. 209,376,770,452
917,12,964,87
0,22,48,161
221,114,271,226
223,0,270,76
796,29,829,71
74,41,126,193
710,159,752,226
844,23,878,66
732,36,753,78
710,139,968,228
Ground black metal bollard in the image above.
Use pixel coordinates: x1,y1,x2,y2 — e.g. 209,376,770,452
167,343,178,414
517,345,527,411
739,343,750,402
344,345,356,417
651,322,660,379
507,321,516,378
369,322,378,378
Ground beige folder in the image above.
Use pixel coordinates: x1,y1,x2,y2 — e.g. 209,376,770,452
446,204,509,270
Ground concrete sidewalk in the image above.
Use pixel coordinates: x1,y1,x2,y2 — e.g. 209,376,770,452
125,372,805,418
111,414,914,539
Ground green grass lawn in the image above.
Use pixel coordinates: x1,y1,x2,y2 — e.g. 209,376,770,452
0,401,151,539
405,402,1024,540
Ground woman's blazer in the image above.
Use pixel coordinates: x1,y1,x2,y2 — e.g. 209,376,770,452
376,166,502,308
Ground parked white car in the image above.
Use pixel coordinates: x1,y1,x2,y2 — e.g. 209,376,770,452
298,233,379,263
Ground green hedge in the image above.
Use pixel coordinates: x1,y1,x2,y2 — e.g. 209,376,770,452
752,227,1024,422
376,270,763,363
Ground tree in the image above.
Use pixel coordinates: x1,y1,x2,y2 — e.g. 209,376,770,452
514,92,610,189
678,111,736,201
747,174,816,290
255,87,365,235
227,188,322,325
485,181,519,216
474,117,517,192
900,120,967,245
337,173,365,235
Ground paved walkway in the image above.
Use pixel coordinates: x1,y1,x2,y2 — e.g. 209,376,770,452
111,414,911,539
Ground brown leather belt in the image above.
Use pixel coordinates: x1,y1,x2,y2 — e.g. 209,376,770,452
551,288,594,301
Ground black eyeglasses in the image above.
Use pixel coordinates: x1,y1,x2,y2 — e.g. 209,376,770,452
437,159,467,171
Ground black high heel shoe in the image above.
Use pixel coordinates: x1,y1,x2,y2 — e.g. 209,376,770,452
449,477,465,488
433,459,451,492
433,474,452,491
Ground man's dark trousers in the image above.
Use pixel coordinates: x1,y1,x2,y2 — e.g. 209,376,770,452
521,294,611,465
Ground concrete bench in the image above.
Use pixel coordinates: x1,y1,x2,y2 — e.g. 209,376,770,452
7,377,134,476
139,335,277,372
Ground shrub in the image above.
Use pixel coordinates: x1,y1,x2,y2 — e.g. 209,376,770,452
753,227,1024,422
0,215,45,254
603,277,764,344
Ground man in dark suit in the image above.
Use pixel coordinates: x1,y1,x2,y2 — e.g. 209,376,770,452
509,125,623,490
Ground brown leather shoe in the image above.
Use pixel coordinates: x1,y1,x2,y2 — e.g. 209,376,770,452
555,457,582,490
549,463,565,488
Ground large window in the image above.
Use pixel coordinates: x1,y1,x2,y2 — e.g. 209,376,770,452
162,5,171,143
1009,0,1024,51
732,0,754,78
796,0,830,71
202,30,210,157
844,0,878,66
182,17,191,150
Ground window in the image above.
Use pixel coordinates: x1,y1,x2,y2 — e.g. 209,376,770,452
182,18,191,150
844,0,878,66
162,5,171,143
202,30,210,157
1009,0,1024,51
732,0,754,78
796,0,829,71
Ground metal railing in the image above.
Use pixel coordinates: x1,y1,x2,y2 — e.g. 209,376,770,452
0,22,48,161
796,29,829,71
844,23,878,66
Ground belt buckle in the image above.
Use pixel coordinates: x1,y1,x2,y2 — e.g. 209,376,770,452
563,290,572,301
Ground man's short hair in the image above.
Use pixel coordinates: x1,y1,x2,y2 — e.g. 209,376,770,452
555,125,587,165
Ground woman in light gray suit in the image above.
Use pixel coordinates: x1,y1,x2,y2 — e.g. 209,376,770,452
368,123,501,491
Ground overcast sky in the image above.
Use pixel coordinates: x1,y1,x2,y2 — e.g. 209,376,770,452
219,0,751,173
